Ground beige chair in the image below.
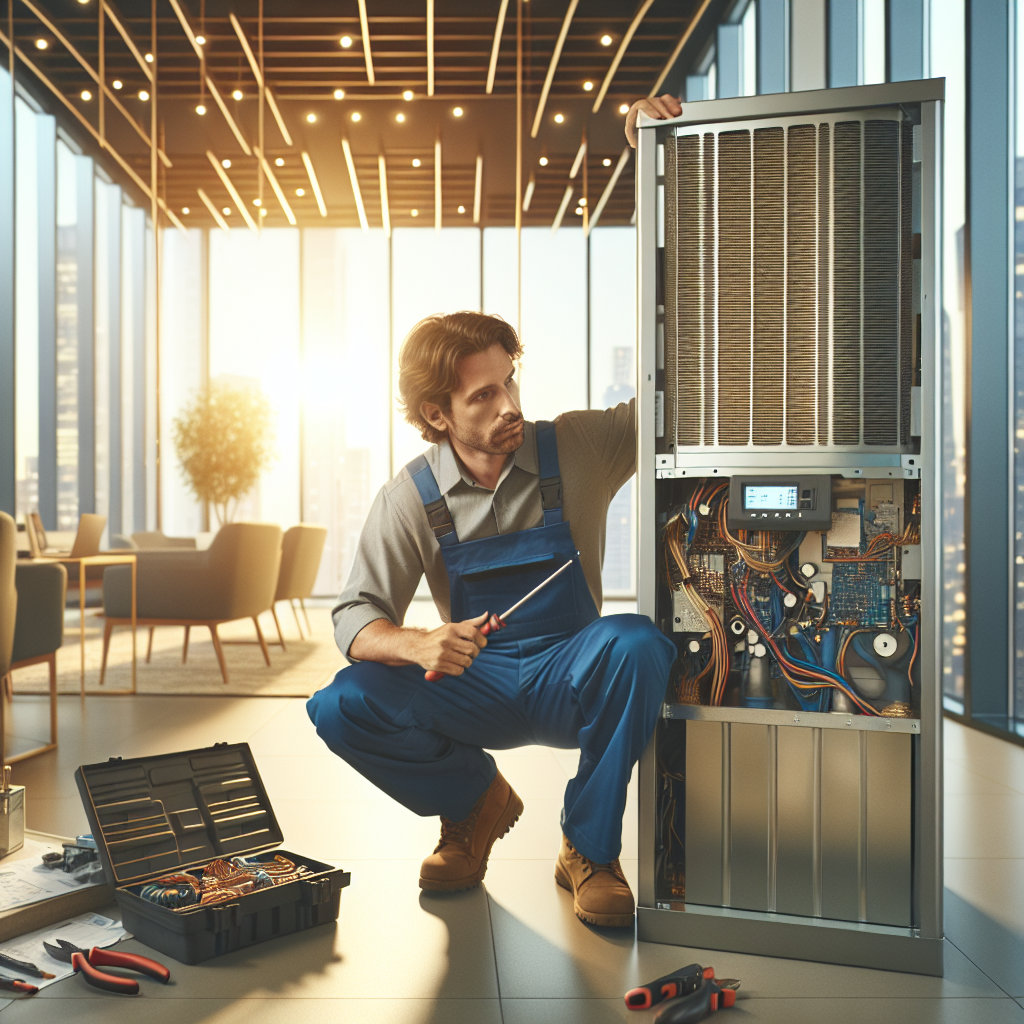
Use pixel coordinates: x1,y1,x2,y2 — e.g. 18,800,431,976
269,524,328,647
101,523,283,685
131,531,197,550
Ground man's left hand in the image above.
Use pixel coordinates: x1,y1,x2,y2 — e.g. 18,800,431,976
625,94,683,148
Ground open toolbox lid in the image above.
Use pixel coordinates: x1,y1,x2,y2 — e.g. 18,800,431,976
75,742,284,889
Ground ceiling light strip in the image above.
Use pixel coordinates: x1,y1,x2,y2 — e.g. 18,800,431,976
522,175,535,212
378,155,391,237
207,151,258,231
591,0,655,114
302,151,328,217
569,140,586,179
649,0,715,97
157,198,188,232
473,155,483,224
341,138,369,232
265,88,293,146
198,188,230,231
485,0,509,94
551,185,573,234
206,78,252,155
166,0,203,59
230,14,263,86
358,0,375,85
103,2,153,82
588,146,630,233
529,0,578,138
255,147,297,225
434,139,442,230
427,0,435,96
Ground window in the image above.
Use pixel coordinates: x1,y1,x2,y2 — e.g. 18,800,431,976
55,140,79,530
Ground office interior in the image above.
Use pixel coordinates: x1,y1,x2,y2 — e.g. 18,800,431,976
0,0,1021,1021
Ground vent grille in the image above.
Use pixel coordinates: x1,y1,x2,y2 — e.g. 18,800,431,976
663,110,913,452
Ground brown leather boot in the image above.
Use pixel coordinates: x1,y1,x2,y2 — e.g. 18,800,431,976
419,771,524,892
554,833,635,927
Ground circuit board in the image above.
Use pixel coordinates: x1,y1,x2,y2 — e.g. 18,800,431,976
828,561,893,627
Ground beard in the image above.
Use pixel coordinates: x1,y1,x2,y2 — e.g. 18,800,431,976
450,416,525,455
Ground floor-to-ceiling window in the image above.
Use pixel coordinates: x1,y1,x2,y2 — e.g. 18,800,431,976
55,139,79,530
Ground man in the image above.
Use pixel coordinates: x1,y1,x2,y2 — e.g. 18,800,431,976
307,96,683,929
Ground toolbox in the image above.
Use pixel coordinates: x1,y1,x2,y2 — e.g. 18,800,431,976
75,742,350,964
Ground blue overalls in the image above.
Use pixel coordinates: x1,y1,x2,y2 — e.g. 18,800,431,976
307,422,675,864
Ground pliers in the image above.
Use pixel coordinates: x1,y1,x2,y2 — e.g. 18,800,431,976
42,940,170,995
625,963,714,1010
653,977,741,1023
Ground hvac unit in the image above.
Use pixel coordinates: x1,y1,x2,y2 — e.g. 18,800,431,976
635,80,943,975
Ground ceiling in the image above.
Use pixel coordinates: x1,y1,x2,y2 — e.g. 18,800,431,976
12,0,711,230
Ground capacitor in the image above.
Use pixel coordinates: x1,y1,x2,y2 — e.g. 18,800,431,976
800,562,818,579
730,618,746,635
747,630,759,646
872,633,898,658
753,643,767,658
783,593,798,608
698,503,711,516
688,640,701,653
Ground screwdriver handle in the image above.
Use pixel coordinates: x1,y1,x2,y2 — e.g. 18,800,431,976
423,616,504,682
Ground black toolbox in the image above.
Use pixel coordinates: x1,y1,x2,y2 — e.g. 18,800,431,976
75,742,350,964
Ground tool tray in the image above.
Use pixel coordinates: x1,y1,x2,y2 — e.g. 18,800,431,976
75,742,349,964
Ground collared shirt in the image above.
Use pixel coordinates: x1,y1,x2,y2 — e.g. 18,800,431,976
332,399,636,657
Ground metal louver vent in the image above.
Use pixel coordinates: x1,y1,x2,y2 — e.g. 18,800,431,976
663,109,913,452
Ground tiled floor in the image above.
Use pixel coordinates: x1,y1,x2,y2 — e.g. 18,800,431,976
0,668,1023,1020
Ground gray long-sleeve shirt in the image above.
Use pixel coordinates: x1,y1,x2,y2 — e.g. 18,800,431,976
332,400,636,657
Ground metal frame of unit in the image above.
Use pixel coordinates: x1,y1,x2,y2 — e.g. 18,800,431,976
634,79,944,975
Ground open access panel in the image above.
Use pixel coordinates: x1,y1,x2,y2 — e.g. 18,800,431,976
634,80,944,975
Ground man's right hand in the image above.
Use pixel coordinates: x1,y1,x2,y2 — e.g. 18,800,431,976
410,612,490,676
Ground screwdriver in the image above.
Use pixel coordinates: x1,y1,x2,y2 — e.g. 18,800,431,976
424,559,575,682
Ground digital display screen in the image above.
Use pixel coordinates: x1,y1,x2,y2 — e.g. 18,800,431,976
744,485,799,510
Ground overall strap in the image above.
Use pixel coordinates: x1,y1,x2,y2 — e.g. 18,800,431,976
535,421,563,526
407,454,459,547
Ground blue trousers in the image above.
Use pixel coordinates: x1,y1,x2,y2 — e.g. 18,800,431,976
306,614,675,864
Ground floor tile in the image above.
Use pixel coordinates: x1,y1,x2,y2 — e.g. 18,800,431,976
487,860,1002,1001
255,752,389,802
490,747,575,800
501,996,1024,1024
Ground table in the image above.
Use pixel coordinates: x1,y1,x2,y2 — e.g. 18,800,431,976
30,554,137,695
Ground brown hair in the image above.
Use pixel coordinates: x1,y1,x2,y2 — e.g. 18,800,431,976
398,311,523,443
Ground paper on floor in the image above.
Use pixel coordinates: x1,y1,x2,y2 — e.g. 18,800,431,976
0,913,125,991
0,839,103,912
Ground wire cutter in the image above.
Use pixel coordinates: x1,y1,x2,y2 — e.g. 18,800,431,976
42,940,170,995
653,977,741,1023
624,963,715,1010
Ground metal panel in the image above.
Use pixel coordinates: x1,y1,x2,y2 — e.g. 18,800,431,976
683,720,724,907
728,723,769,912
776,726,815,917
36,115,57,530
865,731,912,926
820,729,860,922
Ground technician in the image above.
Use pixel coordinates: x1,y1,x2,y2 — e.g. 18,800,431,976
308,94,683,930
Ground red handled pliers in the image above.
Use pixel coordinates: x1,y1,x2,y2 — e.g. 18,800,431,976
42,940,170,995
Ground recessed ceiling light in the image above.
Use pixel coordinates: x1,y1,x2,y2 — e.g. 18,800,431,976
144,52,154,63
139,90,149,101
196,104,207,115
411,208,419,217
575,207,583,215
275,157,285,167
600,34,613,46
583,81,594,92
453,106,463,117
350,111,361,122
457,205,466,214
396,112,406,123
554,113,564,123
232,89,243,100
307,113,318,123
80,90,92,101
253,198,262,207
334,89,345,100
340,35,353,48
412,158,421,167
34,39,47,50
579,197,587,207
182,207,190,214
539,156,548,166
195,35,206,46
222,159,232,168
403,90,414,101
296,188,306,196
260,208,267,217
618,103,629,114
112,79,122,89
222,207,231,215
603,157,611,166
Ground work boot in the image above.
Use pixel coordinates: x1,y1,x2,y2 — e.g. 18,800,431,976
554,833,635,927
419,771,524,892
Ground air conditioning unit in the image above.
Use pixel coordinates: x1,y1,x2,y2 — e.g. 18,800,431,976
635,80,944,976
